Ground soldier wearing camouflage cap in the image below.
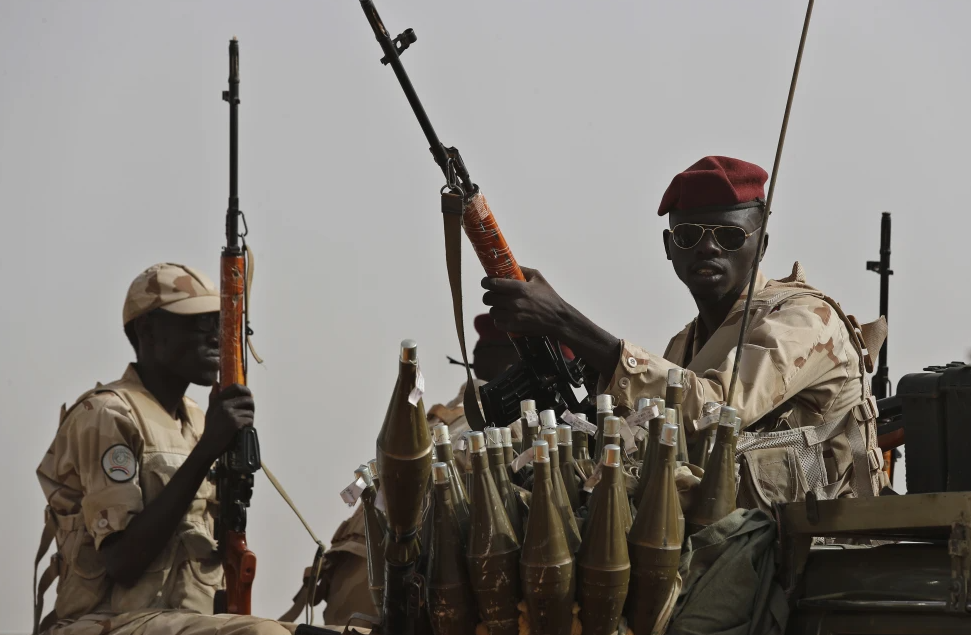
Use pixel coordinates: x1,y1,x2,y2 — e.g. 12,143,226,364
34,263,296,635
482,156,889,512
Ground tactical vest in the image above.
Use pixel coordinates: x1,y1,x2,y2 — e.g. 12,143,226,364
34,380,222,634
732,288,888,512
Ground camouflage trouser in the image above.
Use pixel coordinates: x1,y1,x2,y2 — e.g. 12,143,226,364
43,610,297,635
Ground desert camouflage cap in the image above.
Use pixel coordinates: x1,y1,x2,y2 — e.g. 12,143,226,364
123,263,220,325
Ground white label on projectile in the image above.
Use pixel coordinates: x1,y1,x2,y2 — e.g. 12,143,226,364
582,462,604,493
695,402,723,431
340,477,367,506
626,405,660,429
561,410,597,436
618,419,637,448
408,366,426,406
525,410,540,428
512,447,535,473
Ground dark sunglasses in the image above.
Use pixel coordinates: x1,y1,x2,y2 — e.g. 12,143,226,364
670,223,758,252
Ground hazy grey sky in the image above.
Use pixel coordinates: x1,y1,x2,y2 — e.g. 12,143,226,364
2,0,969,630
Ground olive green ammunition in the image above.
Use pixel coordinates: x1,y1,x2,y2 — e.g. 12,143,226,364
427,463,478,635
571,413,597,479
630,397,653,461
665,369,689,464
375,340,433,635
521,399,539,450
355,464,387,616
500,427,515,474
602,416,622,454
487,428,525,541
632,404,665,512
521,440,576,635
685,406,738,536
556,424,581,512
541,428,582,553
433,424,470,537
466,431,522,635
594,394,614,462
626,423,683,635
577,445,631,635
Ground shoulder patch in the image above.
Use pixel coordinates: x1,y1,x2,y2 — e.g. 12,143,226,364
102,444,137,482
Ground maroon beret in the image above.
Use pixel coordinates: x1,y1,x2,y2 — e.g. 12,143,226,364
657,156,768,216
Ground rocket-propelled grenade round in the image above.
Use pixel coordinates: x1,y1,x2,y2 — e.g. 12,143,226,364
487,428,524,541
355,464,387,618
521,441,576,635
427,462,478,635
685,406,738,535
594,394,614,462
556,424,581,512
375,340,433,634
432,424,470,536
466,431,522,635
577,444,631,635
541,428,582,553
665,369,689,464
633,401,665,511
625,423,683,635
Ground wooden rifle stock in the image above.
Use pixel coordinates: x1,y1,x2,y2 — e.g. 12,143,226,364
462,192,525,283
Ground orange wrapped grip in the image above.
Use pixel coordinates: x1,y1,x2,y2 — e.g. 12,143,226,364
219,254,246,389
462,192,525,282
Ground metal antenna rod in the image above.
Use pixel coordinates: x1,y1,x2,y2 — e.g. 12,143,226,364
726,0,815,406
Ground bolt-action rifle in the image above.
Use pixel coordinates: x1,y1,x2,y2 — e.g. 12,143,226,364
211,37,261,615
359,0,591,429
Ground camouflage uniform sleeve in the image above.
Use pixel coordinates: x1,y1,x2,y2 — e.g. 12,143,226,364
600,297,852,432
62,396,146,549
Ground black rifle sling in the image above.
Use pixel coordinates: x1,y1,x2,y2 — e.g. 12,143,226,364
443,192,488,431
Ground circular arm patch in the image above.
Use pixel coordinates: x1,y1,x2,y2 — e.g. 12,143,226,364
101,444,137,482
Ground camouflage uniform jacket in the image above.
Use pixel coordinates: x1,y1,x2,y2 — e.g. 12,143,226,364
600,262,886,507
34,365,224,629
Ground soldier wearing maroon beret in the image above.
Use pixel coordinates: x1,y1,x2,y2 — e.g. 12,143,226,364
482,156,888,509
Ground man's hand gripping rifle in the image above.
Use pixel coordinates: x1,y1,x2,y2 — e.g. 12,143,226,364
360,0,591,429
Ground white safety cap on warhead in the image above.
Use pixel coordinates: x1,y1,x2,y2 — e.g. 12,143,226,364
597,394,614,412
469,431,486,453
499,427,513,447
603,444,622,467
520,399,537,416
604,416,621,436
432,424,450,445
532,440,550,462
660,423,678,446
556,424,572,444
431,462,449,484
540,409,557,429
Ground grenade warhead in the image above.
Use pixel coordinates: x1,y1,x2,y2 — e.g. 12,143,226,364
521,440,576,635
521,399,540,449
427,463,478,635
685,406,738,536
577,445,631,635
433,424,470,537
487,428,524,541
632,402,664,513
355,464,387,618
594,394,614,461
466,431,522,635
556,424,581,512
375,340,433,634
625,423,683,635
571,413,597,479
541,428,582,553
665,369,689,464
